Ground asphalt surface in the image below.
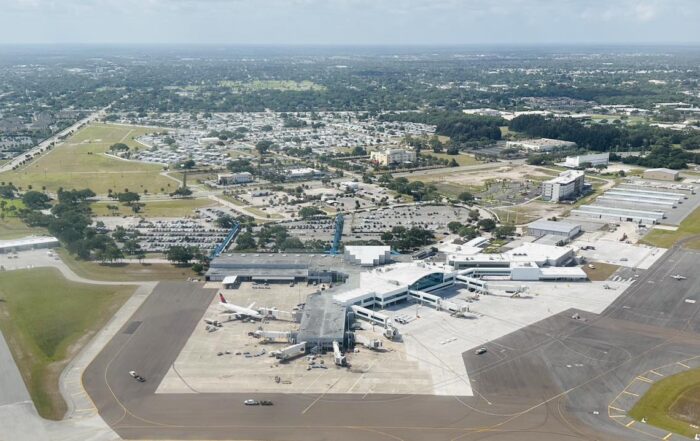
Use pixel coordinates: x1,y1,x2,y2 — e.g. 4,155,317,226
83,246,700,441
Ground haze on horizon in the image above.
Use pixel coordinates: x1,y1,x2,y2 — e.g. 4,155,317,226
1,0,700,46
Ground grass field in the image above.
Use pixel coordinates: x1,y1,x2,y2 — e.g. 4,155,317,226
56,249,196,282
0,217,46,240
91,198,216,218
0,198,47,239
629,368,700,437
245,206,283,219
581,262,620,281
0,124,175,195
420,152,481,166
0,268,133,419
641,206,700,249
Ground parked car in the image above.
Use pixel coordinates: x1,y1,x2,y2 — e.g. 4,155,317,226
475,347,487,355
244,399,260,406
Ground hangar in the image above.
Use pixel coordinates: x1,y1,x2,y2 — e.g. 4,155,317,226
526,219,581,240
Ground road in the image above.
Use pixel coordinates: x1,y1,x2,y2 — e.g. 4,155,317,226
0,106,111,174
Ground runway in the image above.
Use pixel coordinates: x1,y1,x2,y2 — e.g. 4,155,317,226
83,246,700,441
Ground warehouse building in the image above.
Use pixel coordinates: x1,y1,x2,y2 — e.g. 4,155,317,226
564,153,609,168
541,170,586,202
0,236,59,254
506,138,577,152
643,168,680,181
526,219,581,240
571,205,663,224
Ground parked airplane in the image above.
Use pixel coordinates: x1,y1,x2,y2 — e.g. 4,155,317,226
670,274,687,280
218,293,262,320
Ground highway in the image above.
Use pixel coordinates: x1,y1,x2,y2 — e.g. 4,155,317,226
82,245,700,441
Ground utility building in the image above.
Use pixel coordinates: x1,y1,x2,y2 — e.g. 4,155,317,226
526,220,581,240
643,168,680,181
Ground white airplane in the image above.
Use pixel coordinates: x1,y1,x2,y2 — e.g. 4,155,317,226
670,274,687,281
218,293,262,320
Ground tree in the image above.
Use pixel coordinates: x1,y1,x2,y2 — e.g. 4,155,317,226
235,231,257,250
458,191,474,203
116,191,141,205
22,191,51,210
255,140,274,156
477,218,496,232
216,214,237,229
170,187,193,197
447,221,464,234
166,245,196,265
468,209,480,222
493,225,516,239
298,206,324,219
458,226,478,240
109,143,129,152
180,159,196,169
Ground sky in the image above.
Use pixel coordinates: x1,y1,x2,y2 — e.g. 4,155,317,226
1,0,700,46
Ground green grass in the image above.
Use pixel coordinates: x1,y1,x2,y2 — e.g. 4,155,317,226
245,206,283,219
581,262,620,281
56,249,197,282
420,152,481,166
641,206,700,249
0,124,175,195
0,217,46,239
629,368,700,437
0,268,133,419
91,198,216,217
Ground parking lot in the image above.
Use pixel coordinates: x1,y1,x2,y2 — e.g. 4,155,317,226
126,219,230,254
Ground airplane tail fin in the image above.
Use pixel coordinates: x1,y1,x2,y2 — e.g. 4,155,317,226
219,293,228,304
248,302,256,310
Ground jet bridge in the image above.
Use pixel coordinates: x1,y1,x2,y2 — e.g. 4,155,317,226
351,305,392,327
408,290,469,317
253,329,296,343
258,307,303,322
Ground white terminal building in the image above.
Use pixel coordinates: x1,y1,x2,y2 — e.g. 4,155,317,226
370,148,417,166
506,138,577,152
542,170,585,202
332,242,587,309
564,152,610,168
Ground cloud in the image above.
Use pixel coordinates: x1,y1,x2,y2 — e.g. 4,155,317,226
0,0,699,44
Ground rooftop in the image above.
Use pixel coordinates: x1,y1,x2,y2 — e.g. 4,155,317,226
527,219,581,234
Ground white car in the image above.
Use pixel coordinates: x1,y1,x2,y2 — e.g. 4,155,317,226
475,347,487,355
244,399,260,406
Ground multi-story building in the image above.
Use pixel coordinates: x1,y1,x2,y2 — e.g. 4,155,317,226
370,148,416,166
541,170,585,202
217,172,253,185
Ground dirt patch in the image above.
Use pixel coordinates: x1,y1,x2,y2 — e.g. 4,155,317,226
670,385,700,425
581,262,620,281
